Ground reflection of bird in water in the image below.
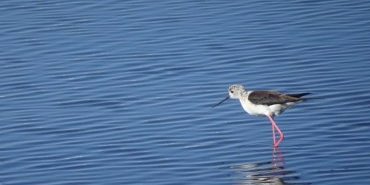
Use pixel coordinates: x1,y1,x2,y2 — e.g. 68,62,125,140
233,148,310,185
237,162,286,185
214,84,310,147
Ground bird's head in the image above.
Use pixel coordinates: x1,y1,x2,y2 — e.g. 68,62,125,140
213,84,247,108
228,84,247,99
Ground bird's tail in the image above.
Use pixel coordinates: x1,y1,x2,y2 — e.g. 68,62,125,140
287,93,311,98
287,93,312,102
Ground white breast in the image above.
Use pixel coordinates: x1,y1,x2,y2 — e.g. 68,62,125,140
239,98,269,116
238,93,289,117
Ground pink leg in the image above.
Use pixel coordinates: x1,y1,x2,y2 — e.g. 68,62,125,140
271,122,276,146
272,147,285,168
267,115,285,147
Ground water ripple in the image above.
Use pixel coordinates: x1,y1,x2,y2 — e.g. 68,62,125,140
1,0,370,185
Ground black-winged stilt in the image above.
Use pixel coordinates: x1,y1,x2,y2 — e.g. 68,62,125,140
214,84,310,147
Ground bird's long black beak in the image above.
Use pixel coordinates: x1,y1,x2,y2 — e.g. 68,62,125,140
213,96,229,108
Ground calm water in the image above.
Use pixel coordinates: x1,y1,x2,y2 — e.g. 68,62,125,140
1,1,370,185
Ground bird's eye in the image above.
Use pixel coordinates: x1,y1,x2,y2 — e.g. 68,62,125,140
230,90,234,93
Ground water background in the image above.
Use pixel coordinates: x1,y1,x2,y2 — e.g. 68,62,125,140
1,1,370,184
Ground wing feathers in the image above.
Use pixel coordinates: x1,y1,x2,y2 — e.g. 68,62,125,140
248,91,309,105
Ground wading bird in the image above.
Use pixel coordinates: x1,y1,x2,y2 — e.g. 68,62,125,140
214,84,309,147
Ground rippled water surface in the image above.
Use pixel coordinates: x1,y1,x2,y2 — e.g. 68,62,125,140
1,1,370,185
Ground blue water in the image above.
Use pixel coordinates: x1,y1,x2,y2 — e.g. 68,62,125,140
1,1,370,185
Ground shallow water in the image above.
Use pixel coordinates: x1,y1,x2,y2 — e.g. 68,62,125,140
1,1,370,185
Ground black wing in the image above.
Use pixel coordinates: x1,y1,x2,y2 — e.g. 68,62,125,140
248,91,302,105
286,93,311,98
